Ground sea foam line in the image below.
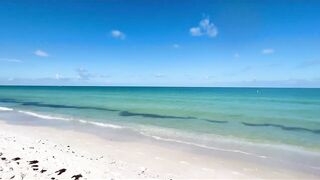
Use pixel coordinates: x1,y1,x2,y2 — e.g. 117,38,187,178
78,119,123,129
0,106,14,111
138,131,268,159
18,110,123,129
18,110,71,121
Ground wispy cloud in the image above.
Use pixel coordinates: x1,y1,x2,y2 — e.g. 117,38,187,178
234,53,240,58
34,49,49,57
261,48,275,55
0,69,109,86
172,44,181,49
0,58,22,63
110,30,126,39
76,68,93,80
190,17,218,38
55,73,62,80
225,78,320,88
190,27,202,36
297,60,320,68
204,75,215,80
225,66,252,77
76,68,109,80
242,66,252,72
154,73,165,78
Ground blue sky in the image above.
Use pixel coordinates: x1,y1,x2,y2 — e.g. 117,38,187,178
0,0,320,87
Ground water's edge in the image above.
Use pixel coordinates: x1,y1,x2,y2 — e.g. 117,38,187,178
1,107,320,177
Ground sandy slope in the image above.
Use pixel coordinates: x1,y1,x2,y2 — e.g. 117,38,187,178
0,120,318,180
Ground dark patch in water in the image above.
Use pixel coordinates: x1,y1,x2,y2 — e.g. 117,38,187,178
21,102,118,112
241,122,320,135
119,111,228,124
203,119,228,124
0,98,118,112
0,98,19,103
1,98,228,125
119,111,194,119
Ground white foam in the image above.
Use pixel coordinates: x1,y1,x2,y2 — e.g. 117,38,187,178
78,119,123,129
18,110,71,121
0,106,13,111
139,131,268,159
18,110,123,129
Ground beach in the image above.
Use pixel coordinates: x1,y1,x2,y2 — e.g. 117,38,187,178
0,119,249,179
2,0,320,178
0,116,319,179
1,0,320,178
1,86,320,179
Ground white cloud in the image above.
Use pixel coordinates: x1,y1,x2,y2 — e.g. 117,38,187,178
190,17,218,37
76,68,92,80
261,48,275,55
55,73,62,80
154,73,165,78
204,75,215,79
111,30,126,39
0,58,22,63
0,69,109,86
34,49,49,57
75,68,109,80
172,44,181,48
190,27,202,36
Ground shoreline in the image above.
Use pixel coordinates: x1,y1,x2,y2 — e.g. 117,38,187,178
1,113,320,179
4,107,320,155
0,119,245,179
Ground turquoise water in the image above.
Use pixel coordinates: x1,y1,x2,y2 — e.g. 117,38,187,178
0,86,320,151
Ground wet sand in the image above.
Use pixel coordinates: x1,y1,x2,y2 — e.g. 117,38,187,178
1,119,319,179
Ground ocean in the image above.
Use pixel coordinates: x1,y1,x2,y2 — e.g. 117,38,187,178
0,86,320,154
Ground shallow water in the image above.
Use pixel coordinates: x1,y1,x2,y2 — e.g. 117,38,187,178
0,86,320,152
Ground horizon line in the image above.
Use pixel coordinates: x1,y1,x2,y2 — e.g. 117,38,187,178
0,84,319,89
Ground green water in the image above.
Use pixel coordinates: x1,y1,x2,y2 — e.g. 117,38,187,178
0,86,320,151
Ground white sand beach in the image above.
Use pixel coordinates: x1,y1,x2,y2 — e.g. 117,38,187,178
1,0,320,179
1,119,318,179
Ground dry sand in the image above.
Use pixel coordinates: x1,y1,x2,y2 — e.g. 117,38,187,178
0,120,318,179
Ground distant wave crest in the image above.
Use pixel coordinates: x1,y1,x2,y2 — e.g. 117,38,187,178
18,110,71,121
0,106,13,111
78,119,123,129
18,110,123,129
